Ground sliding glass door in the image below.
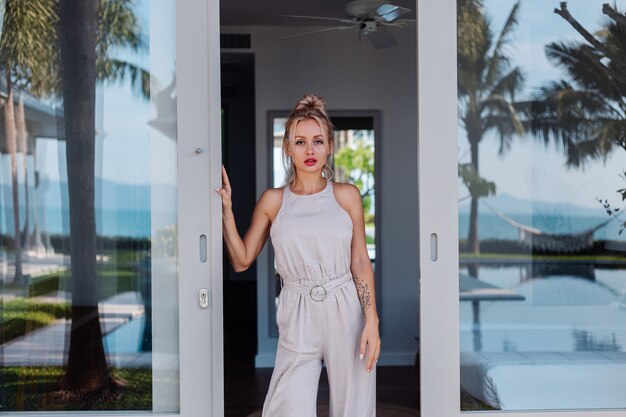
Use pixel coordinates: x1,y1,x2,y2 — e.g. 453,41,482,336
420,1,626,416
0,0,221,415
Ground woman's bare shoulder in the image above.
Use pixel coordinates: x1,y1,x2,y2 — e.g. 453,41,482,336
332,181,361,211
332,181,360,198
258,187,285,219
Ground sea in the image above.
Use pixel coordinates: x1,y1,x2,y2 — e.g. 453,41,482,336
458,212,625,242
1,208,623,241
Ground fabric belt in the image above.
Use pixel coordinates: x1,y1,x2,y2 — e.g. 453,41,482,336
281,275,353,302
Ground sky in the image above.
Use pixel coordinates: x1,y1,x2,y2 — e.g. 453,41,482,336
28,0,626,213
35,0,177,188
460,0,626,210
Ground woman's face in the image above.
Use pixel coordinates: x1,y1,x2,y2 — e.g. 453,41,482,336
288,118,332,173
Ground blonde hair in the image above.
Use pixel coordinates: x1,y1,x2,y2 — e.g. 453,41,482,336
282,94,335,186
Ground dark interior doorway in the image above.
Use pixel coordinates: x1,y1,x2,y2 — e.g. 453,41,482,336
221,52,258,394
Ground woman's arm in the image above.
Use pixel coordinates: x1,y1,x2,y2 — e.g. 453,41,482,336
215,165,280,272
337,182,381,373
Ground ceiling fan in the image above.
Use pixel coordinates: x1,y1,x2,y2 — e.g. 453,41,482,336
279,0,413,49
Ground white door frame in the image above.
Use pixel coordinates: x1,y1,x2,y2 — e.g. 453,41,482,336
177,0,223,416
417,1,625,416
417,0,460,416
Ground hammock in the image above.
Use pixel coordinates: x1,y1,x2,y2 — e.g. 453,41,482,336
481,200,616,253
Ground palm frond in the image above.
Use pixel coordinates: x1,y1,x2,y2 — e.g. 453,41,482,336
528,80,625,167
457,0,487,60
488,66,525,99
97,0,144,54
459,162,497,198
1,0,148,100
605,20,626,92
0,0,58,96
484,2,520,90
481,94,524,154
546,41,625,100
98,58,149,99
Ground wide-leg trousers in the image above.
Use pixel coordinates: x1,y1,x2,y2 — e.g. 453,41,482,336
261,277,376,417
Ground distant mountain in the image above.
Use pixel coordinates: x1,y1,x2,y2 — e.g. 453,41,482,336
2,178,175,211
459,193,607,217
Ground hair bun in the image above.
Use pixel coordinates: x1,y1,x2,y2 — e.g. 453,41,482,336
294,94,327,115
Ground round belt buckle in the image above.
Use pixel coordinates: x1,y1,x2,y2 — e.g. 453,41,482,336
310,285,327,302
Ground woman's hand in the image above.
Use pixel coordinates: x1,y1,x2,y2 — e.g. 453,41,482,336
359,318,381,373
214,165,232,211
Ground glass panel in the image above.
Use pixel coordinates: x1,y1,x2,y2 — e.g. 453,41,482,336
0,0,179,411
269,114,378,335
458,0,626,411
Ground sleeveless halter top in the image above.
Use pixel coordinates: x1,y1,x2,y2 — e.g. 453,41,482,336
270,181,353,284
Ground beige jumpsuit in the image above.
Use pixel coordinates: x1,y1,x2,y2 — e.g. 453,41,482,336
262,181,376,417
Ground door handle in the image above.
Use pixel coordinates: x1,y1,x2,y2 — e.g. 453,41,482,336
199,234,207,263
430,233,438,262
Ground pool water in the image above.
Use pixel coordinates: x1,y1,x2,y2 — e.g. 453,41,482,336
103,315,148,354
460,265,626,353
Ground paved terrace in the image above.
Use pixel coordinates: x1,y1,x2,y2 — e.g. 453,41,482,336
2,291,152,368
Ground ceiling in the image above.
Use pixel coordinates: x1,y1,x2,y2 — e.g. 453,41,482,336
220,0,416,26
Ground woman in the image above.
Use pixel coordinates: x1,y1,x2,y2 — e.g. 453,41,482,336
215,94,380,416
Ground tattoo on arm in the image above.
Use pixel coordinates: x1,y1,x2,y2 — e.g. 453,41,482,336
354,275,372,315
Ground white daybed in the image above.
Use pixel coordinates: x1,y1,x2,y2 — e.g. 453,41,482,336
461,351,626,410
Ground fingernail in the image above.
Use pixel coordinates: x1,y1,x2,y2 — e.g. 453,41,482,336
359,353,363,360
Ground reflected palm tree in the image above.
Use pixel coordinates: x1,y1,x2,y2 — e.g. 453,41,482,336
59,0,148,401
15,93,33,253
457,0,525,254
529,2,625,168
2,0,149,403
526,2,626,237
1,0,57,283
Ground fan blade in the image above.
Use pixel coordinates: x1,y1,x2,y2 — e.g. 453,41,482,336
375,4,410,22
284,14,356,24
379,18,414,28
277,25,356,41
366,26,397,49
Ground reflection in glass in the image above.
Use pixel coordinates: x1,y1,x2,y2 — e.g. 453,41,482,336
1,0,178,411
458,0,626,411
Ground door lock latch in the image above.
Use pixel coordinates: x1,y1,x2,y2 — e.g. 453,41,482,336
199,288,209,308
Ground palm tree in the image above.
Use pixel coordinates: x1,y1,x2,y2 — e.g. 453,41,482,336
457,0,525,254
527,2,626,236
2,0,148,400
60,0,148,400
1,0,56,283
16,93,31,251
3,73,23,282
528,2,626,167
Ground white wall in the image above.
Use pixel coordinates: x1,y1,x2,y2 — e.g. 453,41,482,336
223,25,419,367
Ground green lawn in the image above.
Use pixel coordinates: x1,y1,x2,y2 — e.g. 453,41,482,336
0,367,153,411
1,299,70,343
26,256,142,300
2,250,146,343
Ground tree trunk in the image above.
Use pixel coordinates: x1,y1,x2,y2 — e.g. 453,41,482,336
4,73,23,283
467,140,480,254
59,0,113,395
16,93,30,251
